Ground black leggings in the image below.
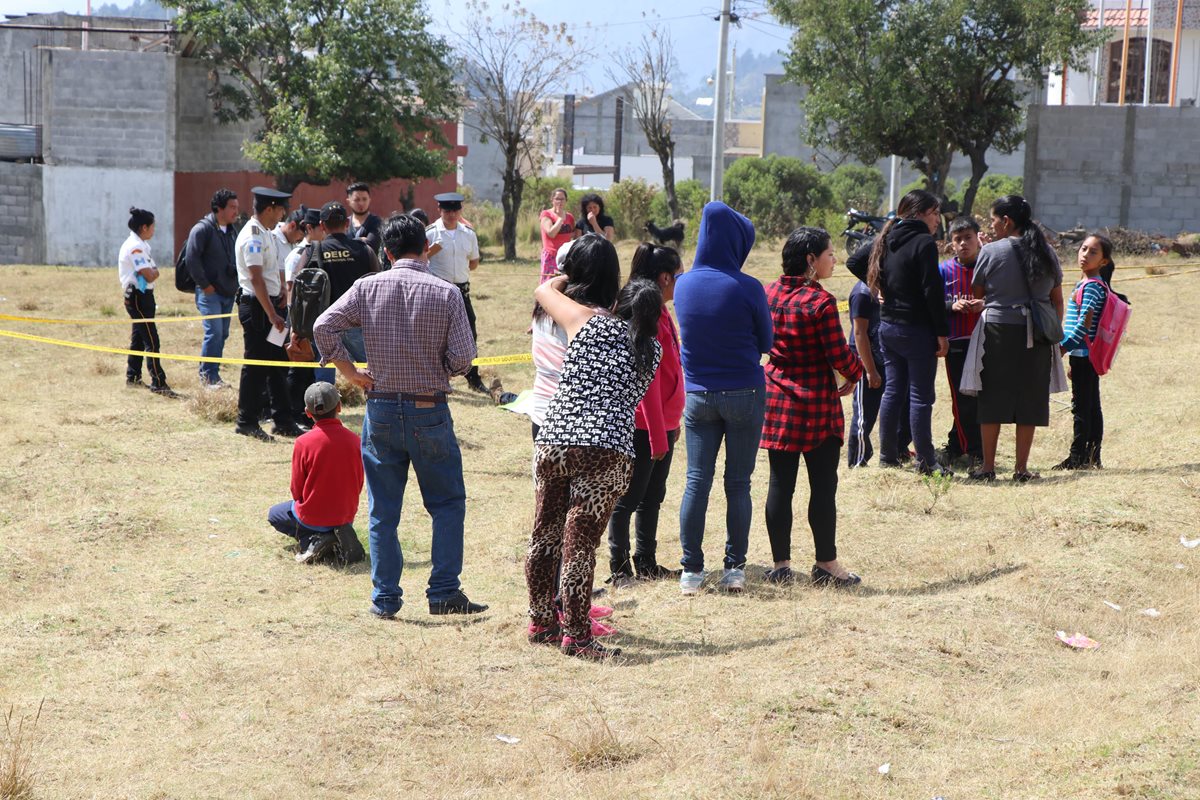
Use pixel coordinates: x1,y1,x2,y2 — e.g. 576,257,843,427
607,428,677,575
764,437,841,564
1069,355,1103,461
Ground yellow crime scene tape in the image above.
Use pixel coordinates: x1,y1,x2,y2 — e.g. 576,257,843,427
0,311,234,325
0,328,532,368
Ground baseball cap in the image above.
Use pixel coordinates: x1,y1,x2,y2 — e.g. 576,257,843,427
320,201,349,226
304,381,340,415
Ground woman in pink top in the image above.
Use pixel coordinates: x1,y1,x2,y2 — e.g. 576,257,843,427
606,243,686,583
538,188,575,283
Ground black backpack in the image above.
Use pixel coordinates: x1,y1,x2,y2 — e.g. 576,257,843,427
289,245,331,340
175,217,212,293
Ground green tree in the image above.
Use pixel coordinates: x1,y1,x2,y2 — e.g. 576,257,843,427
826,164,887,214
165,0,460,193
770,0,1099,215
453,0,588,260
724,155,832,237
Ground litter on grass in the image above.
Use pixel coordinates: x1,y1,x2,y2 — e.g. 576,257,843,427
1102,600,1122,611
495,734,520,744
1181,536,1200,549
1056,630,1100,649
1140,608,1161,618
878,763,891,775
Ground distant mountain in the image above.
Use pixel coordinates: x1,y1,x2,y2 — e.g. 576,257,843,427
94,0,175,19
674,48,786,121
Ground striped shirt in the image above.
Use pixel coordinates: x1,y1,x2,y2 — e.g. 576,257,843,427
313,258,476,394
1061,278,1108,357
938,256,980,341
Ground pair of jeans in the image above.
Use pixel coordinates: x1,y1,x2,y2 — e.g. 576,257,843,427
608,428,677,576
846,356,910,467
944,343,982,458
878,320,939,469
678,387,765,573
235,297,294,429
341,328,367,365
361,398,467,613
194,289,235,384
765,438,841,564
1069,355,1103,462
267,500,333,545
124,286,167,388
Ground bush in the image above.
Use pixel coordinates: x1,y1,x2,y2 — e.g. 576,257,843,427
463,199,504,249
827,164,886,214
724,155,833,238
955,174,1024,217
606,178,658,241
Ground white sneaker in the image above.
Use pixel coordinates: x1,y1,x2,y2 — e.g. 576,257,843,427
679,571,705,595
718,568,746,593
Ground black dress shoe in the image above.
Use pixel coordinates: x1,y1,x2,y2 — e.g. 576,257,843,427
428,590,489,615
811,565,862,588
234,424,275,442
271,423,306,438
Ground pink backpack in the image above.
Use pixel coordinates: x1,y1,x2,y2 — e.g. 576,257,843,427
1073,278,1131,376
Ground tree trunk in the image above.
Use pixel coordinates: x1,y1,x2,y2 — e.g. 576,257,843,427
659,146,679,220
500,147,524,261
959,146,990,219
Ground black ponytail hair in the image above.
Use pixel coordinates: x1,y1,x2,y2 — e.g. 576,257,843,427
629,242,681,284
1083,232,1116,286
532,233,620,322
991,194,1054,283
615,278,663,379
127,206,155,233
867,189,939,295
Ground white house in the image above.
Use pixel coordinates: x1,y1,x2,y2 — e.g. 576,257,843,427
1047,0,1200,105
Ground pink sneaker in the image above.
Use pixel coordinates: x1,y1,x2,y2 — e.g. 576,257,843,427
527,623,562,645
590,605,613,620
561,636,621,661
590,619,617,638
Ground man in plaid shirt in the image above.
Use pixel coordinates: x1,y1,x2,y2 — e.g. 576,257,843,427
314,214,489,619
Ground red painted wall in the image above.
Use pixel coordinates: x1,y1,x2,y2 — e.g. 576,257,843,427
173,122,467,253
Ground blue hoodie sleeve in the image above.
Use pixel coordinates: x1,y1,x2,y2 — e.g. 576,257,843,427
750,283,773,353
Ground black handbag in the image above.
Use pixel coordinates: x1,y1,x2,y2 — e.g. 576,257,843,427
1019,257,1063,346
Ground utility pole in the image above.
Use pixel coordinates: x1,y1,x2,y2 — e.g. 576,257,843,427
709,0,732,202
1142,0,1156,105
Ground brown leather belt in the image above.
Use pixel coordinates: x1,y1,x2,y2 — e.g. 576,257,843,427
366,391,447,404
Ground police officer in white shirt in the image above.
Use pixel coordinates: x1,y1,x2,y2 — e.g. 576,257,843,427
119,206,176,397
426,192,486,392
234,186,304,441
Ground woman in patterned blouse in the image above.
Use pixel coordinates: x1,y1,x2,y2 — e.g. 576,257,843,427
761,227,865,588
525,235,663,661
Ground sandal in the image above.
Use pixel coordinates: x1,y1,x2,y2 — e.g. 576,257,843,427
967,469,996,482
1012,470,1041,483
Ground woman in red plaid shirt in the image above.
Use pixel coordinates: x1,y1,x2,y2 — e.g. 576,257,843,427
761,227,864,588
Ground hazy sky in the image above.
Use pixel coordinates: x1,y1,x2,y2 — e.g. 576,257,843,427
2,0,792,91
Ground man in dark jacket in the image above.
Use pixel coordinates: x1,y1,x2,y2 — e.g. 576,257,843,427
186,188,240,388
314,201,380,364
346,182,383,256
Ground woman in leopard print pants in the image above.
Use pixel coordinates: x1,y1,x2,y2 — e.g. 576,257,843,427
526,235,663,661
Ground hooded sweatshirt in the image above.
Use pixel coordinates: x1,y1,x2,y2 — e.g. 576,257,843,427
674,202,773,391
877,217,949,337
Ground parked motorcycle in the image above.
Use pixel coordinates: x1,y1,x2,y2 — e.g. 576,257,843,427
842,208,891,255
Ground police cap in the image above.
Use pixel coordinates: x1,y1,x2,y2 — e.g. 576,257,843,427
251,186,292,207
434,192,465,210
301,207,322,228
320,201,349,226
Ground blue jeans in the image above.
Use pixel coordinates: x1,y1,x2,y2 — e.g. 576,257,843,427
678,387,765,573
267,500,333,540
195,289,234,383
878,320,938,469
342,328,367,365
361,399,467,612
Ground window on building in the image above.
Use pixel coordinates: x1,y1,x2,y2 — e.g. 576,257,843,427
1106,38,1173,104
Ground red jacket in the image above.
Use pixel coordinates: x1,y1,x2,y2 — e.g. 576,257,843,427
761,278,863,452
291,418,364,527
635,306,686,458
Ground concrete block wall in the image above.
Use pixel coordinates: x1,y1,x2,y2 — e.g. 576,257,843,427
43,165,173,267
174,58,260,172
40,47,175,169
1025,105,1200,234
0,162,46,265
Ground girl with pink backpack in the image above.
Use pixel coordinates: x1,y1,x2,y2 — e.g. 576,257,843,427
1055,234,1130,470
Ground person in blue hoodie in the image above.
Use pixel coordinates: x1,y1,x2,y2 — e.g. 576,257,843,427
673,202,773,595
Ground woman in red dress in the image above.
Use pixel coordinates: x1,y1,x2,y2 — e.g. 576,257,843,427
761,227,864,588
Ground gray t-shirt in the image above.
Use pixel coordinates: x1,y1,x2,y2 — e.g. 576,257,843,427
972,238,1063,325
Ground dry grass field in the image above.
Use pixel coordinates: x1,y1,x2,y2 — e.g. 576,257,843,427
2,241,1199,800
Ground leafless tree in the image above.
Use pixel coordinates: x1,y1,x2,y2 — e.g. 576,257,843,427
610,27,679,220
454,1,588,259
